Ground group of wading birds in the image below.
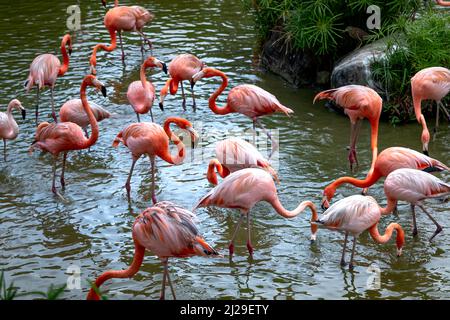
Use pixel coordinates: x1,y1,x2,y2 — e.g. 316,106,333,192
0,1,449,300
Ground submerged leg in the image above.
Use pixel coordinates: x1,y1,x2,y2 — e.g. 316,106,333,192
118,31,125,63
229,214,244,257
164,260,177,300
191,85,197,112
348,120,362,172
246,212,253,256
180,81,186,111
50,87,57,123
349,237,357,270
137,30,153,55
3,139,6,162
411,204,418,237
418,204,443,241
149,108,154,122
60,152,67,189
35,88,40,124
150,156,157,205
125,157,138,200
136,113,141,123
340,232,348,267
159,259,167,300
51,155,65,201
255,118,278,159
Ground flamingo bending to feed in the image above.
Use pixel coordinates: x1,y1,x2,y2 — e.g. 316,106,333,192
411,67,450,155
191,67,293,154
127,56,167,122
25,34,72,123
207,137,278,185
313,195,405,270
159,54,205,111
112,117,199,204
322,147,449,209
194,168,318,256
60,99,110,139
87,201,219,300
90,1,154,74
29,75,106,199
313,85,382,171
0,100,26,161
382,168,450,241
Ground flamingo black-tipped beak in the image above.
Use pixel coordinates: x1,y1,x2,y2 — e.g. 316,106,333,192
159,102,164,111
101,86,107,97
190,79,195,90
423,150,429,156
69,48,72,56
21,109,26,120
24,79,29,89
101,0,106,8
321,203,327,211
162,63,168,74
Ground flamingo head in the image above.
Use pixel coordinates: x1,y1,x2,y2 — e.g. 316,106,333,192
144,57,167,74
9,99,26,120
321,186,335,210
84,75,107,97
395,224,405,257
168,117,199,149
191,67,219,85
421,130,430,156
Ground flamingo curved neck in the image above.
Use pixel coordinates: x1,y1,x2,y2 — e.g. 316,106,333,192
87,242,145,300
80,82,99,149
207,159,225,185
380,198,398,215
162,119,186,164
330,168,381,190
209,71,232,115
437,0,450,7
90,29,117,68
139,64,152,103
58,37,70,76
369,222,404,249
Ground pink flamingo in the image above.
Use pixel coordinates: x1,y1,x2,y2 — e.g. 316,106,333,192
382,168,449,241
90,1,154,74
159,54,205,111
322,146,449,209
313,195,405,270
436,0,450,6
194,168,318,257
87,201,219,300
127,56,167,122
29,75,106,199
112,117,199,203
60,99,110,139
313,85,382,171
411,67,450,155
191,67,293,153
207,137,278,185
25,34,72,123
0,100,26,161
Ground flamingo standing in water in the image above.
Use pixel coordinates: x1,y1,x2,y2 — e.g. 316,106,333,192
322,146,449,209
411,67,450,155
90,1,154,74
191,67,293,154
112,117,199,203
60,99,110,139
87,201,219,300
127,56,167,122
313,85,382,172
382,168,450,241
194,168,318,257
159,54,205,111
313,195,405,270
207,137,278,185
25,34,72,123
29,75,106,199
0,100,26,161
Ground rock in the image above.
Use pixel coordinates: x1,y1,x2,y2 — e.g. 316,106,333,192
316,71,331,86
260,27,316,87
331,39,389,91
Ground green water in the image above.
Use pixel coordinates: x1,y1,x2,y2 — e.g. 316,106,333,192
0,0,449,300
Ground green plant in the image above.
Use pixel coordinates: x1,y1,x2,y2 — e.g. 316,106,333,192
0,271,21,300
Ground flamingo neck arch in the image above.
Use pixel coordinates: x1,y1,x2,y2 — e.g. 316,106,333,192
162,117,188,164
269,198,319,239
379,198,398,216
328,168,382,192
80,77,100,149
90,28,117,74
208,70,232,115
369,222,404,255
207,159,227,185
412,92,430,153
87,241,145,300
58,34,71,76
139,63,153,101
437,0,450,6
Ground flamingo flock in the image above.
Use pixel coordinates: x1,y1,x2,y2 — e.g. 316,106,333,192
0,0,448,300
